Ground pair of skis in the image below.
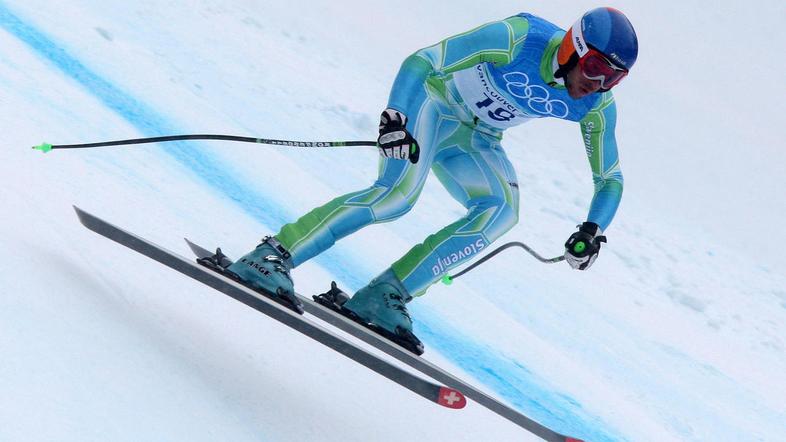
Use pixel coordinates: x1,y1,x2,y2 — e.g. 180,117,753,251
74,206,583,442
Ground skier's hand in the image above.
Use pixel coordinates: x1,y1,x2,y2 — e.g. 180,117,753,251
377,108,420,164
564,222,607,270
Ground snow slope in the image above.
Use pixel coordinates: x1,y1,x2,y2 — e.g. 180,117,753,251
1,1,784,441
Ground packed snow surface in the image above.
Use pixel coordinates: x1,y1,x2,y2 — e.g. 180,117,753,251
1,1,784,441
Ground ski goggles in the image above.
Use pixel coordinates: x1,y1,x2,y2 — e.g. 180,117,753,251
579,48,628,89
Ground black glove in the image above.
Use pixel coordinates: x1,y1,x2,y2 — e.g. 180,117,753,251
564,222,607,270
377,108,420,164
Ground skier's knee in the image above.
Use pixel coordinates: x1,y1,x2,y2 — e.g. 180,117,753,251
371,185,419,221
493,203,519,238
471,196,519,241
498,205,519,235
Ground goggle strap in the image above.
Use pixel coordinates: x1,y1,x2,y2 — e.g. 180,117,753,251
555,52,579,79
585,45,628,72
570,20,589,57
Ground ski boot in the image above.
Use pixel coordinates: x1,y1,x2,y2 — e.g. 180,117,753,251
315,269,424,355
221,236,302,313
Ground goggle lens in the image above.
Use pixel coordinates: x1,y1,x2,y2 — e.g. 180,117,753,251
579,49,628,89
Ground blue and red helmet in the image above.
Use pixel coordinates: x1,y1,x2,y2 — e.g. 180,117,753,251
557,8,638,89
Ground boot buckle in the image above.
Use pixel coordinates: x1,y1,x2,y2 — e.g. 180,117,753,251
261,235,292,260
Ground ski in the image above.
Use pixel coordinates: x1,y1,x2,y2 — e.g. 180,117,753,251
73,206,466,410
184,243,584,442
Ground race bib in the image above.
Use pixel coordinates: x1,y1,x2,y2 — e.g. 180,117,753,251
453,64,530,130
453,64,571,129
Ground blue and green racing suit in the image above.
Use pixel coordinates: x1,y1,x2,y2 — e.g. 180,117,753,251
276,13,623,297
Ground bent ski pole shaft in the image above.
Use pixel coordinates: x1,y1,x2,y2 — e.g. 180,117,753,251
441,241,564,285
32,134,377,153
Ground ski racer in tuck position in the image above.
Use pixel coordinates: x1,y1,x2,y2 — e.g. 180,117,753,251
228,8,639,353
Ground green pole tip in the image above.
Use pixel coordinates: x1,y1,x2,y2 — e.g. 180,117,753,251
441,274,453,285
33,143,53,153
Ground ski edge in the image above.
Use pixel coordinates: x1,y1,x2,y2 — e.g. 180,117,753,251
73,206,465,410
185,238,584,442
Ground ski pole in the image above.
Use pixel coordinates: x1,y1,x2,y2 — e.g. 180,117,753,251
441,241,564,285
32,134,377,153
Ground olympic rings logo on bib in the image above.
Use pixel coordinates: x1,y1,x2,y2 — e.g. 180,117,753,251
503,72,570,118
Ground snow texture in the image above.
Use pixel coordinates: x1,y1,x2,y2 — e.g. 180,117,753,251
1,1,784,441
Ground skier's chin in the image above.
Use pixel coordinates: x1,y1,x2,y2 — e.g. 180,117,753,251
566,81,588,99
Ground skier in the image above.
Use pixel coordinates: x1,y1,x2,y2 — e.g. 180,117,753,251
227,8,638,353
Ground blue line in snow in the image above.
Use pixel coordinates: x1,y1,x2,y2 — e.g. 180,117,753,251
0,4,288,238
413,304,625,442
0,5,624,441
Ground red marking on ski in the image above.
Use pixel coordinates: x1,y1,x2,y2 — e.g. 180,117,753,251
565,438,585,442
437,387,466,409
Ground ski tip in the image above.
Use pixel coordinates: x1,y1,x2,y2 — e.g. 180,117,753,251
73,205,89,224
437,387,466,409
184,238,214,260
184,237,198,251
73,206,109,234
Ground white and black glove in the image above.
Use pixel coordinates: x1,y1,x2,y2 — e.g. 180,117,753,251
377,108,420,164
564,222,607,270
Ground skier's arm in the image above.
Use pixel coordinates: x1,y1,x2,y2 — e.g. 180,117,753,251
387,16,530,117
579,92,624,232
